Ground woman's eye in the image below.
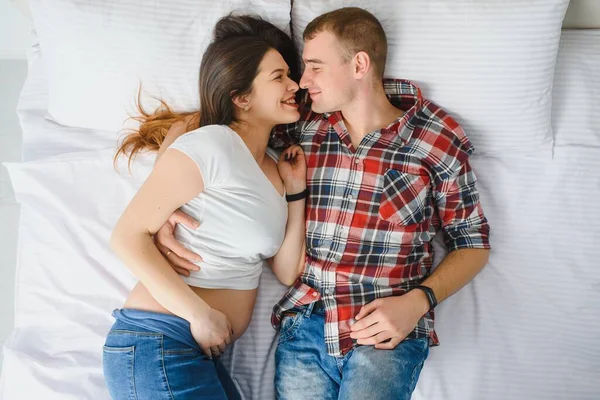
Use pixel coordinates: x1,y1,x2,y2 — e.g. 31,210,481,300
312,68,320,72
275,75,283,80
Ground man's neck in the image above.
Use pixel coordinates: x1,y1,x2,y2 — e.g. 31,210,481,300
341,84,404,149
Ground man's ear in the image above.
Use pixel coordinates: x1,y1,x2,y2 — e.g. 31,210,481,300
353,51,371,79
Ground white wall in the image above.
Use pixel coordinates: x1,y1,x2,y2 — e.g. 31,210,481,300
0,0,31,376
0,0,33,59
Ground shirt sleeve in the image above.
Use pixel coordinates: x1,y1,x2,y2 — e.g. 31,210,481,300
168,126,233,189
431,124,491,252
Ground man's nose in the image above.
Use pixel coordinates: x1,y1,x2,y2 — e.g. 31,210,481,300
299,71,311,89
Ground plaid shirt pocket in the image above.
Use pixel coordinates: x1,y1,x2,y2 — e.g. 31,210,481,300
378,168,429,226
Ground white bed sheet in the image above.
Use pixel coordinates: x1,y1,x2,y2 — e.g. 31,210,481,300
2,34,600,400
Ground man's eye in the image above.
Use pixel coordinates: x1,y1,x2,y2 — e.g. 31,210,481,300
312,68,320,72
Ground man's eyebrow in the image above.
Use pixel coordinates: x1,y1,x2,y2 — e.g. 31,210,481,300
303,59,324,64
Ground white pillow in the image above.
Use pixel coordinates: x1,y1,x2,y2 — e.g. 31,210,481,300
28,0,292,132
552,30,600,147
292,0,570,155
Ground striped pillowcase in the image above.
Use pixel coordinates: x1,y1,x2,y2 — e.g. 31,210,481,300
292,0,571,155
552,29,600,147
27,0,293,133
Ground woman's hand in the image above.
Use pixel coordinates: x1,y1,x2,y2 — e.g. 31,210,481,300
277,145,306,194
190,308,233,358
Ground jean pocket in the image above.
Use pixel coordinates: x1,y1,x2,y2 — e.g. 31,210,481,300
278,311,303,344
378,168,429,226
102,346,136,400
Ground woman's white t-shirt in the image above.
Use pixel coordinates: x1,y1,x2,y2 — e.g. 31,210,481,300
168,124,287,290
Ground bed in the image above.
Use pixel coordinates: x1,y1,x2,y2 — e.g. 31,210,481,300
1,1,599,399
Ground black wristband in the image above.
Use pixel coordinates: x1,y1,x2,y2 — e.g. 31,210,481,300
413,285,438,310
285,188,309,202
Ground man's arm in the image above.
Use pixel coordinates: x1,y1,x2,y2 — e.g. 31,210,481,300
351,133,491,349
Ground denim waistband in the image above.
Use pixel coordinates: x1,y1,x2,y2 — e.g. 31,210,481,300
111,308,199,351
302,300,326,316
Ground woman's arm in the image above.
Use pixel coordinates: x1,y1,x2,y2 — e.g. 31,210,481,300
111,147,233,357
111,148,206,320
269,145,307,286
270,199,306,286
155,114,197,163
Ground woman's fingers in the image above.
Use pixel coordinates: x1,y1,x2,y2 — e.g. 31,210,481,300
210,345,221,358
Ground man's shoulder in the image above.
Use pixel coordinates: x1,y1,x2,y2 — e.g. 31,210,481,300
411,99,474,158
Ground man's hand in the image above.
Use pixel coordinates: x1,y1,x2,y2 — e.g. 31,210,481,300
350,290,429,350
155,209,203,276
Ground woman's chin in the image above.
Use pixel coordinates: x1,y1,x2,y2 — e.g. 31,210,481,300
276,112,300,125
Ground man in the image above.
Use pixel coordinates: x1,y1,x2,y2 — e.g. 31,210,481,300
157,7,490,399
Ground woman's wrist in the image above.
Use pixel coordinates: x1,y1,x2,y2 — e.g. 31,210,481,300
284,181,307,194
184,297,211,323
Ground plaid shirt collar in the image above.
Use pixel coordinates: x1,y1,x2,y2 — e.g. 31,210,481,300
321,79,424,145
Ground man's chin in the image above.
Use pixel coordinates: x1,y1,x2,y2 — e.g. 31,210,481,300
311,103,327,114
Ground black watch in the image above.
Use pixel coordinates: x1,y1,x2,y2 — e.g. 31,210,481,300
285,188,309,202
413,285,437,310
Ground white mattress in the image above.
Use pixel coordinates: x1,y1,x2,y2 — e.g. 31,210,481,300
2,34,600,400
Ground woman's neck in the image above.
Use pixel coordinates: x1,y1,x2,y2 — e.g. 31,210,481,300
228,120,273,164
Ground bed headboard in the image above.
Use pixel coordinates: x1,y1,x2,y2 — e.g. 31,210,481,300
563,0,600,28
9,0,600,30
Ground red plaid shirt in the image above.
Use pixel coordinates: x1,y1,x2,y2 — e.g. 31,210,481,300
270,79,491,356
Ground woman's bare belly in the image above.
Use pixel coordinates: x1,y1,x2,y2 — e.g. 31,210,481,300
123,282,257,342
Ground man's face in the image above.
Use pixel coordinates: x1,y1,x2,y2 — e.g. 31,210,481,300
300,31,356,114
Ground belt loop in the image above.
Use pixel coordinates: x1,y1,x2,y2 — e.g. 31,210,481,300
304,301,316,317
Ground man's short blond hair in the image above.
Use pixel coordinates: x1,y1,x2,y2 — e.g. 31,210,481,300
303,7,388,78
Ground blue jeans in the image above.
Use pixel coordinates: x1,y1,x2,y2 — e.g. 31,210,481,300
102,309,241,400
275,302,429,400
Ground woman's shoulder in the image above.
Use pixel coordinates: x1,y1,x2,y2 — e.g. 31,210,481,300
175,124,235,148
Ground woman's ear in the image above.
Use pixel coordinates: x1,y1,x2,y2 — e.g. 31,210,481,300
232,93,252,112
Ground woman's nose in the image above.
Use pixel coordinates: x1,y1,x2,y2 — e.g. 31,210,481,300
288,78,299,93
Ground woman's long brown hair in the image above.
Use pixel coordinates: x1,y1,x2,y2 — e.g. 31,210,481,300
114,15,299,170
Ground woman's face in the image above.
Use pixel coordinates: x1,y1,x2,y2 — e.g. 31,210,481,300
246,49,300,126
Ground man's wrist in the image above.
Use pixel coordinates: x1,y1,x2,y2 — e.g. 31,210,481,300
410,287,434,315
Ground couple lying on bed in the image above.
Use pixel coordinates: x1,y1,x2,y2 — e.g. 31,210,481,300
104,7,491,400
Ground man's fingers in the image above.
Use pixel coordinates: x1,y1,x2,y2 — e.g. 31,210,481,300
171,209,200,230
173,266,191,277
354,300,378,321
170,253,201,272
358,331,394,346
374,336,402,350
156,235,202,264
351,309,379,332
156,242,200,272
350,322,384,340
